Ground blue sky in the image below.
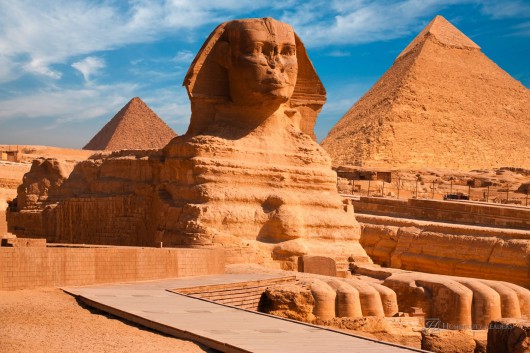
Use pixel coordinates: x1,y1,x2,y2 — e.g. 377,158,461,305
0,0,529,148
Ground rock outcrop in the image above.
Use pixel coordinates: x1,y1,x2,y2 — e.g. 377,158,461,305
487,319,530,353
83,97,177,151
321,15,530,170
8,18,370,270
357,214,530,287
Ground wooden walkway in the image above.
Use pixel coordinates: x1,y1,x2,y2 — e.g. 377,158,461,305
63,274,426,353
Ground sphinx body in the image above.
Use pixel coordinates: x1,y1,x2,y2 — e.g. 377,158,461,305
8,18,371,269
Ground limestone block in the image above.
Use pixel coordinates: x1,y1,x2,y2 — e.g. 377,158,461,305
325,279,362,318
343,279,385,317
263,284,315,322
422,329,476,353
359,216,530,287
384,273,473,328
298,255,337,276
487,319,530,353
390,227,420,268
359,223,397,266
483,281,522,319
501,282,530,319
456,279,502,329
0,238,46,247
310,279,336,320
369,283,399,317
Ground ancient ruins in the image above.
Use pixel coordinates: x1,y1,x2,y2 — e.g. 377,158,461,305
8,18,369,271
3,15,530,353
321,15,530,170
83,97,177,150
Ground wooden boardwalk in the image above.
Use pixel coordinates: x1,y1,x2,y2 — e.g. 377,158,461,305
63,274,426,353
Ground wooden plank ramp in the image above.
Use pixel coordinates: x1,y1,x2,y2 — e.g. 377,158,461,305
63,274,426,353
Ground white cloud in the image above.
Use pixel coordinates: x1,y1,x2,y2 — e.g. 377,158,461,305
283,0,455,47
480,0,530,19
23,58,62,79
173,50,195,64
0,0,272,83
1,0,526,84
327,50,351,57
72,56,106,82
0,83,137,124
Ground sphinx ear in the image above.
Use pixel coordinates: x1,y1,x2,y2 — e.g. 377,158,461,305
215,41,232,69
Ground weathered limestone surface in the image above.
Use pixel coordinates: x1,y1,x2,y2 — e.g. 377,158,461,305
422,330,477,353
263,275,398,322
353,197,530,231
487,319,530,353
84,97,177,151
298,255,337,276
321,15,530,169
357,214,530,287
354,264,530,330
8,18,370,270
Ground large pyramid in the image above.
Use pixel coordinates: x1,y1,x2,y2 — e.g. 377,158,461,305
321,15,530,170
83,97,177,150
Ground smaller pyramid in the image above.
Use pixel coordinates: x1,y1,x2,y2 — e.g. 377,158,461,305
83,97,177,150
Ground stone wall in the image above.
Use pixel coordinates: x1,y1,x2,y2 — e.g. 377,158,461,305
0,246,224,290
0,211,6,237
357,214,530,287
353,197,530,230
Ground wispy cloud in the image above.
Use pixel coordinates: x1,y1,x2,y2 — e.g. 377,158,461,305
479,0,530,19
72,56,105,82
283,0,461,47
173,50,195,64
1,0,527,83
23,58,62,79
0,83,137,124
327,50,351,57
0,0,271,83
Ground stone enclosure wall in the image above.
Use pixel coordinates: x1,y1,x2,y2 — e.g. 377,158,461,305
353,197,530,230
0,246,224,290
358,214,530,287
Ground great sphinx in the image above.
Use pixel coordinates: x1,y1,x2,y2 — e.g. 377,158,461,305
8,18,371,270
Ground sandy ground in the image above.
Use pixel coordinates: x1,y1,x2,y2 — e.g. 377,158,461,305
1,145,95,162
0,288,218,353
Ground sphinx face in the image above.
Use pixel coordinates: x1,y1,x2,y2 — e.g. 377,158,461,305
226,19,298,106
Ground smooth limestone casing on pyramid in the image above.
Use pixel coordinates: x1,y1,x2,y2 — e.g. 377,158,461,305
321,16,530,170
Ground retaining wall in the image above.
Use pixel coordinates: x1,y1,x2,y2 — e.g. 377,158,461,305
353,197,530,230
0,246,224,290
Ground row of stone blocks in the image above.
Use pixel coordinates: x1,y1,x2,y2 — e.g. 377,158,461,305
263,268,530,331
175,277,297,311
353,197,530,230
358,215,530,287
0,245,225,290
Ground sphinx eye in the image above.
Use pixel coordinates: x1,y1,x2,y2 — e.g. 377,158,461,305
281,45,295,56
248,43,263,54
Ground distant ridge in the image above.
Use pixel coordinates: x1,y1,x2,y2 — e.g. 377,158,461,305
83,97,177,150
321,15,530,170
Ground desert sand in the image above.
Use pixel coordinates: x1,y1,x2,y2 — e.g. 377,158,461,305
0,287,216,353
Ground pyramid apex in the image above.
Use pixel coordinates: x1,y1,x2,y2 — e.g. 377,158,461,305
397,15,480,60
83,96,177,150
129,96,144,104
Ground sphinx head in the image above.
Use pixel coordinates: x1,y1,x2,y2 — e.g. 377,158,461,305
183,18,325,137
216,18,298,106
